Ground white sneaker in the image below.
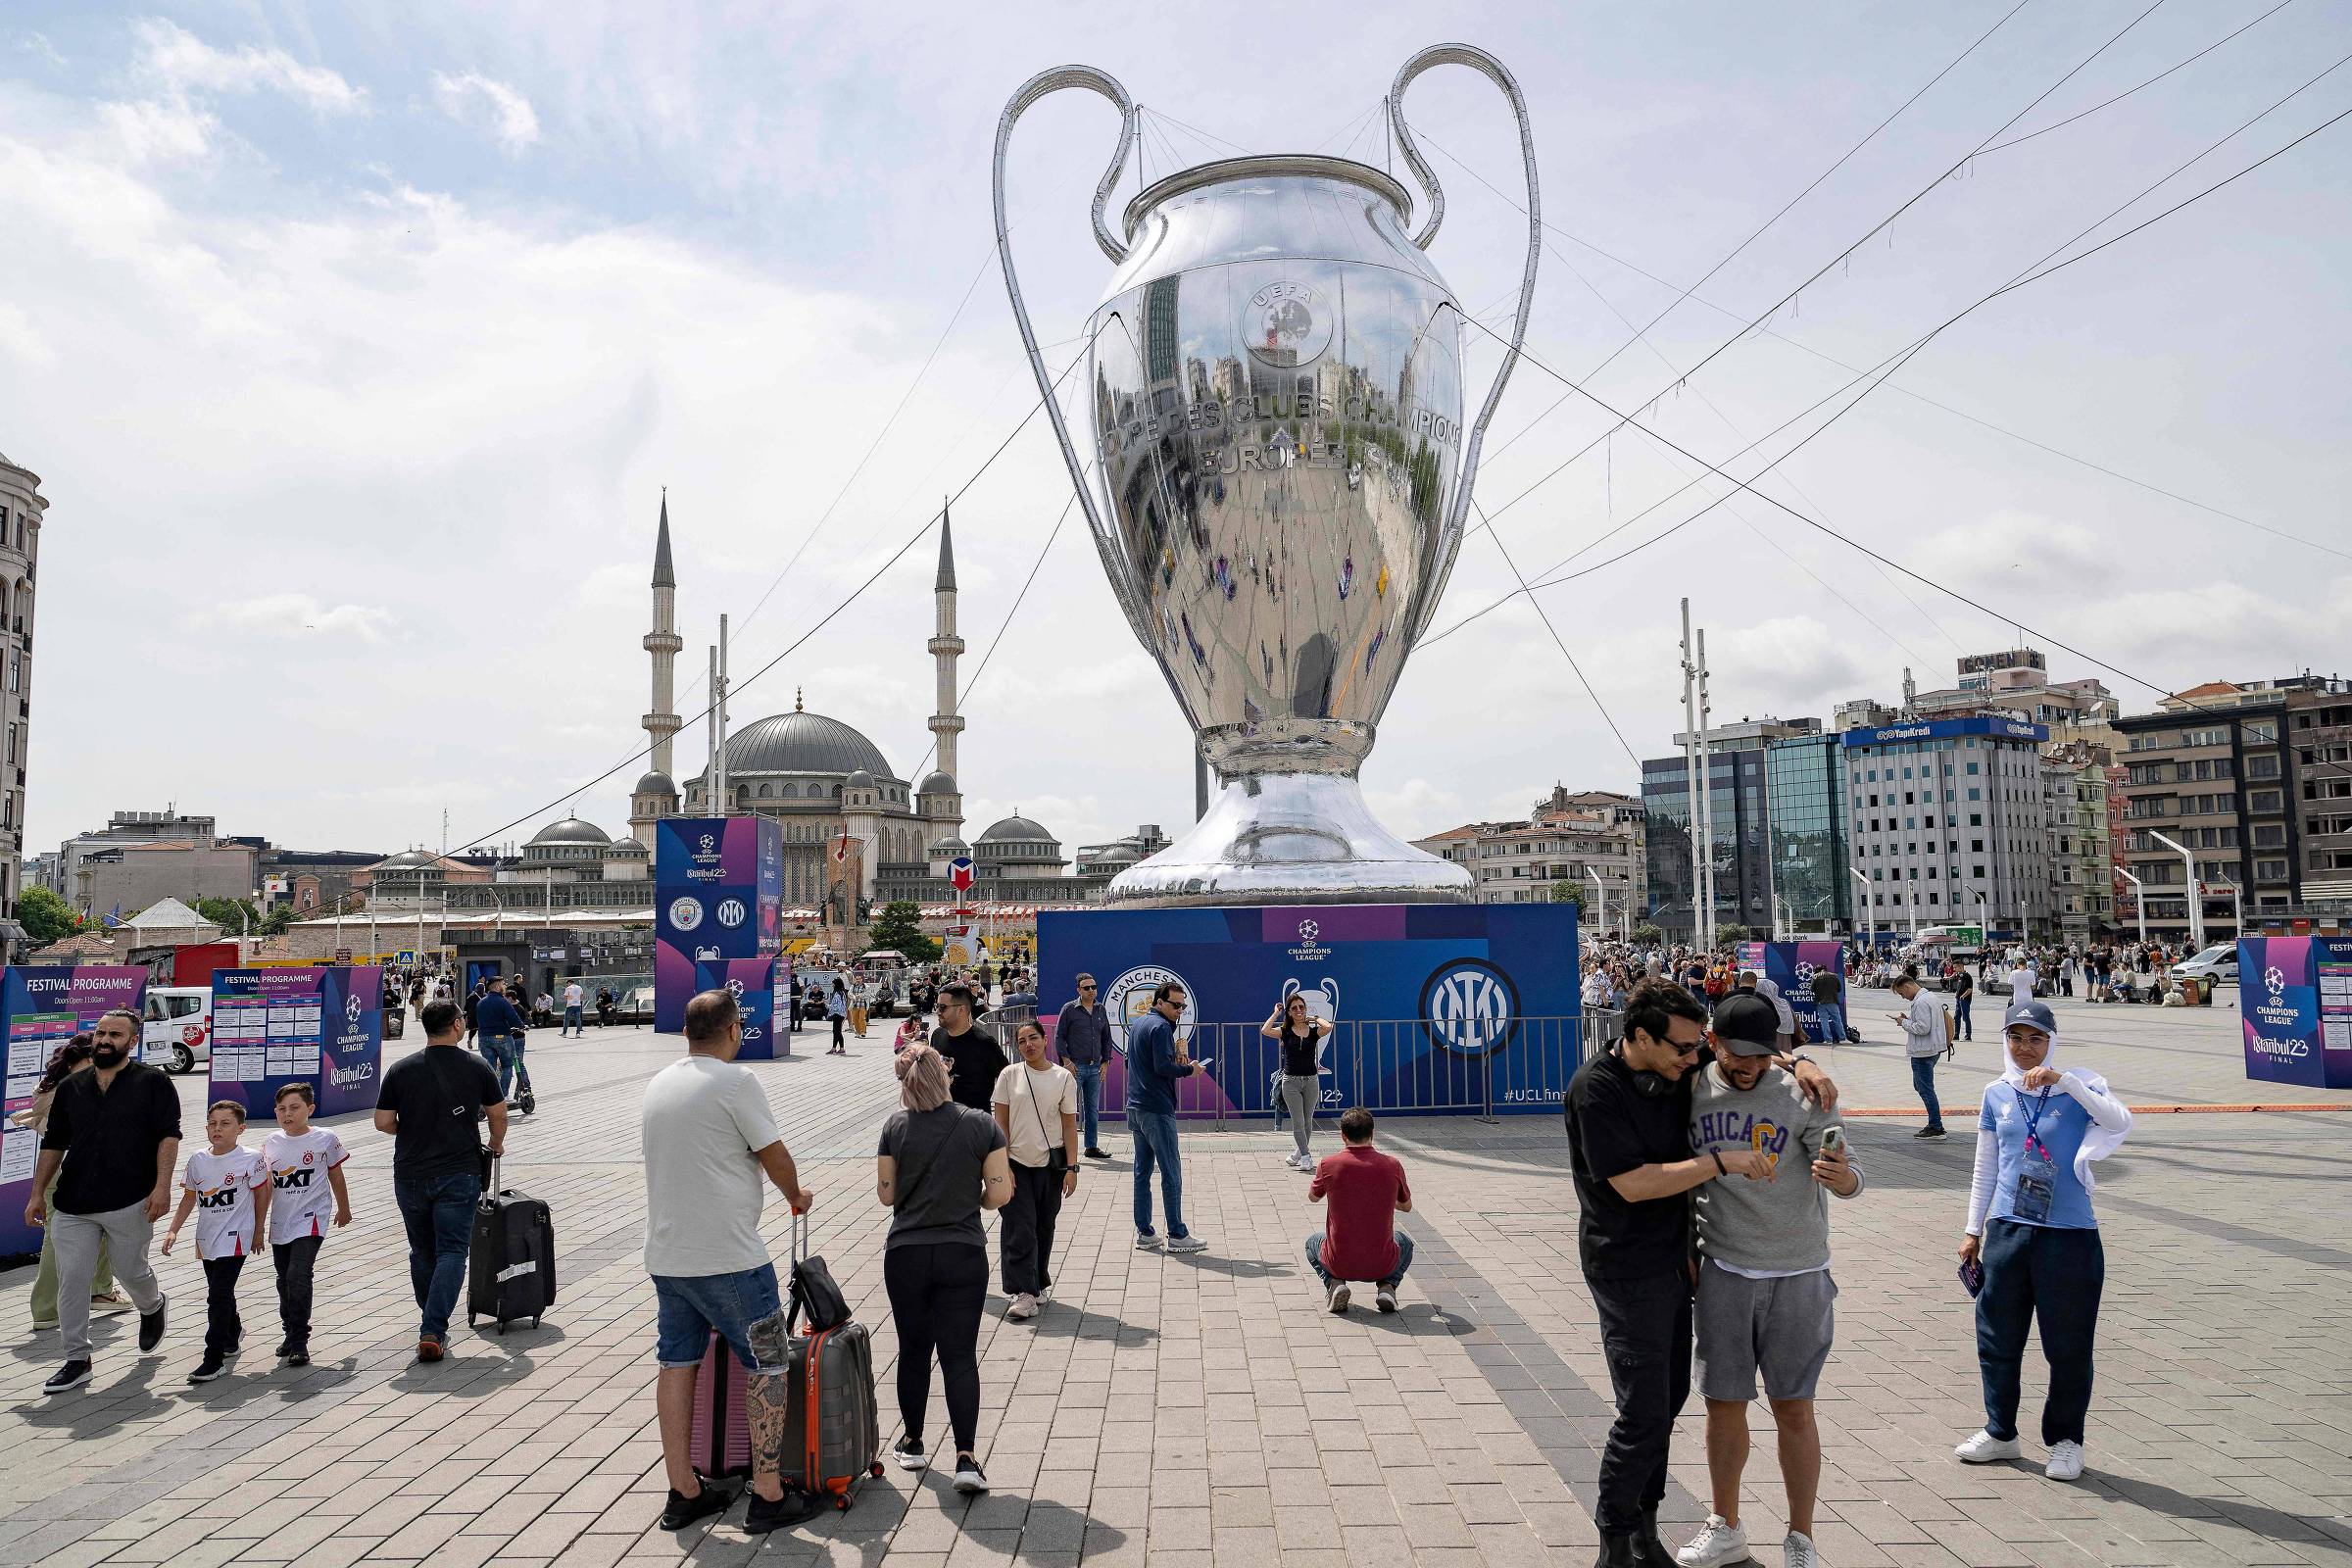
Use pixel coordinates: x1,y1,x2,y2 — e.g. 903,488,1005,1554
1326,1283,1350,1314
1781,1530,1819,1568
1374,1287,1397,1313
2045,1440,2084,1481
1005,1293,1038,1321
1955,1429,2022,1463
1166,1235,1208,1253
1676,1514,1747,1567
1135,1232,1164,1251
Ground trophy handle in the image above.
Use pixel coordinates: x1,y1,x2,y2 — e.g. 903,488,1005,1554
992,66,1138,553
1388,44,1541,636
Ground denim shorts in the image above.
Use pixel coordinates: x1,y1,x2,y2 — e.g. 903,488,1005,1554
653,1263,784,1371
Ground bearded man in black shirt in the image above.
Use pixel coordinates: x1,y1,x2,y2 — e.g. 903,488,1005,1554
1563,980,1838,1568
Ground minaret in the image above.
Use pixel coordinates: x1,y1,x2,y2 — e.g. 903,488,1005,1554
927,505,964,780
642,492,683,775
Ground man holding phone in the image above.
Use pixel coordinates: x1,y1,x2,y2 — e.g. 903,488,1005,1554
1677,994,1862,1568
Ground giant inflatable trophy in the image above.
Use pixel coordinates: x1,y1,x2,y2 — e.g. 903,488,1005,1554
994,45,1540,906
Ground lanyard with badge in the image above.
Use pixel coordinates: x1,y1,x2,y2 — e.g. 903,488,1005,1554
2012,1083,2059,1223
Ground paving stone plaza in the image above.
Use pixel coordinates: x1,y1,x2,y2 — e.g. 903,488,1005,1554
4,996,2348,1568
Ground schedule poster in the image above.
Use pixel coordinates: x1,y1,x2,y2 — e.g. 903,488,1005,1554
0,966,149,1257
209,966,383,1117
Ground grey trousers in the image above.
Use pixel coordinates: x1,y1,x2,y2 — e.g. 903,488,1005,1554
51,1202,164,1360
1280,1075,1320,1156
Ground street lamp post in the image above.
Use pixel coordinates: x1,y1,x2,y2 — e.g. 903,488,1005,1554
1586,868,1606,937
2147,830,2205,952
2116,866,2147,947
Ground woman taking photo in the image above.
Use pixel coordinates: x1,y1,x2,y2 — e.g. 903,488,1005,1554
1955,1000,2131,1481
876,1044,1010,1495
990,1020,1077,1322
1262,991,1334,1171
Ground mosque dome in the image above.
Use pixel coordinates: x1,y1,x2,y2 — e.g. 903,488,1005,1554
917,770,958,796
846,768,877,790
528,816,612,847
634,770,678,797
721,710,894,779
979,813,1054,844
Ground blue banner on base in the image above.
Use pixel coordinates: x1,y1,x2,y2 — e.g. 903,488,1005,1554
1037,903,1582,1119
2237,936,2352,1089
656,816,784,1033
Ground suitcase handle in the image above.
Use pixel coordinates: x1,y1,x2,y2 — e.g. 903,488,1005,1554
792,1205,808,1262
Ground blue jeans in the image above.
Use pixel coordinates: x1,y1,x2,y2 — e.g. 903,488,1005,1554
1956,993,1974,1040
479,1034,514,1099
1130,1110,1187,1239
1072,1062,1102,1149
1911,1053,1944,1132
653,1263,786,1372
1809,1003,1845,1046
1304,1230,1412,1290
563,1004,582,1035
395,1170,482,1341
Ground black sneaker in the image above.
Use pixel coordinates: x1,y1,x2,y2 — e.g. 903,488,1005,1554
138,1302,167,1353
1083,1148,1109,1160
42,1359,92,1396
1914,1127,1948,1141
893,1438,927,1472
953,1454,989,1494
188,1355,226,1384
283,1348,311,1368
273,1339,293,1358
658,1472,738,1531
745,1487,821,1533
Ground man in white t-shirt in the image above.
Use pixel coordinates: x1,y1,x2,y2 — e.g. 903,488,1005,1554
2006,957,2037,1010
563,981,586,1038
641,989,812,1535
991,1020,1078,1321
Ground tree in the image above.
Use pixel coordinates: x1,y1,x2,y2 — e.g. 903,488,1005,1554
196,897,261,934
1716,923,1753,947
1632,922,1665,947
863,899,940,962
258,905,297,936
20,886,79,944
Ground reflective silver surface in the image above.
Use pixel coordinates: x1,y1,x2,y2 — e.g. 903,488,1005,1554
994,46,1540,905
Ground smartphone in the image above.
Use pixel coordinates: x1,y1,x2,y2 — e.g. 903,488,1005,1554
1821,1125,1846,1157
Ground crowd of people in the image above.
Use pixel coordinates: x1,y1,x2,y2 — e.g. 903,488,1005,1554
18,935,2130,1559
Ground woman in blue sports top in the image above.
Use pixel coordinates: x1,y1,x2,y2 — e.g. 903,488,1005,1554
1953,999,2131,1483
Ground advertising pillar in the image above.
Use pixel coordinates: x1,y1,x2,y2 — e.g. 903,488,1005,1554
694,956,790,1060
209,966,385,1118
2237,937,2352,1089
1743,940,1849,1045
0,966,149,1256
656,816,784,1034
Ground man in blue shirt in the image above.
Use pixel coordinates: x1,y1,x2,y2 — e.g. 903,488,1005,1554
1125,981,1206,1253
474,982,526,1102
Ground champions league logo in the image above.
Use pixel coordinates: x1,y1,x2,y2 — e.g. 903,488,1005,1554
1419,959,1519,1058
1297,918,1319,944
715,898,747,929
344,995,362,1026
669,897,705,932
1103,964,1195,1052
2266,965,2286,1002
1793,960,1820,991
699,833,716,855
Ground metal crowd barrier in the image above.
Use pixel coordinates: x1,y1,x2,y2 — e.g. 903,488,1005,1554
1089,1011,1611,1126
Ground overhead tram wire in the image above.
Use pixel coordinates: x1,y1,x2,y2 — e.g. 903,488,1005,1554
1426,49,2352,644
1482,192,2352,564
1979,0,2297,155
1466,497,1642,767
1453,0,2174,531
449,322,1105,855
1421,97,2352,718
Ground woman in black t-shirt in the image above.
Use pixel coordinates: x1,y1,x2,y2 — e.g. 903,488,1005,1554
875,1044,1010,1494
1261,992,1334,1171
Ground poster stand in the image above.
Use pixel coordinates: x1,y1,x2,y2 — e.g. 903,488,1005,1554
208,966,384,1118
0,966,150,1256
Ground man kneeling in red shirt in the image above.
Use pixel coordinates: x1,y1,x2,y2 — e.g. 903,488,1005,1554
1306,1106,1413,1314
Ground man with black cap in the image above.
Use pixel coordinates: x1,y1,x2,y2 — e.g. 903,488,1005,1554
1675,993,1862,1568
1563,981,1839,1568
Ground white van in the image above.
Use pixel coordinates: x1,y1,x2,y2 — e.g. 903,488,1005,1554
142,986,216,1074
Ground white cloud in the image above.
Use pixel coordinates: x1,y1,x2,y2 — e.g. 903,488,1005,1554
130,19,364,115
97,95,218,165
186,593,395,644
431,70,539,155
1909,511,2103,588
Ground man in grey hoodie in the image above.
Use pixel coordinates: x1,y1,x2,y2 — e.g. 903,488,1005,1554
1677,994,1862,1568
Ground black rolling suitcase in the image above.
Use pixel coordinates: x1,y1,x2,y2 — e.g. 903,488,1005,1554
468,1156,556,1332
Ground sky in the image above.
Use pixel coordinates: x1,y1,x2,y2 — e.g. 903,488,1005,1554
4,1,2348,866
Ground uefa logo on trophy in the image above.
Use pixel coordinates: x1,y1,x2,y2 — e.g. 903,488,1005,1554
995,46,1541,905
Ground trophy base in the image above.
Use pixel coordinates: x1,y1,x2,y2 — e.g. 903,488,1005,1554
1103,772,1473,907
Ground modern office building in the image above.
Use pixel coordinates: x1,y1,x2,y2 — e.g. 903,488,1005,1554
1641,718,1819,940
1840,715,2052,940
1765,732,1851,933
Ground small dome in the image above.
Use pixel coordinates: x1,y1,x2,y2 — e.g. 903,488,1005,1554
375,851,440,871
634,769,677,797
917,770,957,796
979,813,1054,844
846,768,876,790
529,816,611,847
929,836,970,856
604,836,649,857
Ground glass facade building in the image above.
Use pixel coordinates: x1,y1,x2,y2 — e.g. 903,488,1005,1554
1641,750,1772,940
1766,733,1851,932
